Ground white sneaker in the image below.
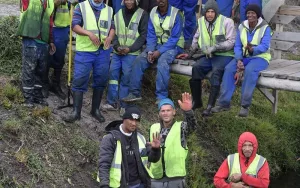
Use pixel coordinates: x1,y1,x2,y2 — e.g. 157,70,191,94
101,103,118,111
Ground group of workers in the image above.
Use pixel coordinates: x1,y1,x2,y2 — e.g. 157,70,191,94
17,0,271,187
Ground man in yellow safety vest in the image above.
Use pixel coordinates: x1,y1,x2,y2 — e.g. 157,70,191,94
149,92,197,188
99,106,161,188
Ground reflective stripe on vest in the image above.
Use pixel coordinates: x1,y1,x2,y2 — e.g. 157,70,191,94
54,4,70,27
197,15,234,57
97,132,153,185
228,153,266,181
149,121,188,179
150,6,184,48
76,2,113,51
239,23,271,63
17,0,54,43
114,8,144,55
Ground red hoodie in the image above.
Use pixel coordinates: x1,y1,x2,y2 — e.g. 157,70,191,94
214,132,270,188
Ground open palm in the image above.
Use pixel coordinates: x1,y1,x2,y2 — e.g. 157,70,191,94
178,92,192,111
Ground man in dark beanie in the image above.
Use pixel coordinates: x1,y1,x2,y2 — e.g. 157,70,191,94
240,0,262,22
212,3,271,117
98,106,161,188
177,0,236,116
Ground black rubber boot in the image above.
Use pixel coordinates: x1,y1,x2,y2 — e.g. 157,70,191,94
33,87,49,106
189,79,203,110
90,89,105,123
202,86,220,116
64,91,83,123
50,69,66,100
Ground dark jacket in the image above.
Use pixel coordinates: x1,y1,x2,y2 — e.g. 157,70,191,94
99,120,161,188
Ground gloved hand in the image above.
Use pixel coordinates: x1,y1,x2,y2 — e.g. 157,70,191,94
203,46,216,55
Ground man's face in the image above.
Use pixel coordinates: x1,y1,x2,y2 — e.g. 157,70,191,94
156,0,167,7
159,105,175,124
242,141,254,158
93,0,103,4
124,0,135,9
205,9,216,22
247,10,258,23
123,119,138,133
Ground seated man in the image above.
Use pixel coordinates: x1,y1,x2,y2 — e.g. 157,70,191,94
102,0,148,116
214,132,270,188
178,0,236,116
211,4,271,117
122,0,184,104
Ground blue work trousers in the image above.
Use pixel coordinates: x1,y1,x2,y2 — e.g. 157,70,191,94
169,0,198,41
129,49,178,100
217,57,269,108
107,54,137,108
49,27,69,70
216,0,234,18
72,48,112,92
192,55,233,86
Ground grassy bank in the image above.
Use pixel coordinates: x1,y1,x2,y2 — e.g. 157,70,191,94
1,16,299,187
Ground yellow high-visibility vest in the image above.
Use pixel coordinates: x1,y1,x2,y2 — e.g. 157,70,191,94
227,153,266,180
54,4,70,27
114,8,144,55
197,15,234,57
150,6,184,49
239,23,271,63
149,121,188,179
76,1,113,52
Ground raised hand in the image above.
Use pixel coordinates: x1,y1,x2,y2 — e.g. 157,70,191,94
147,132,161,149
178,92,192,111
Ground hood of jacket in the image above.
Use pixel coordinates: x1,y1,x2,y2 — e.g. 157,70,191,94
105,120,123,139
238,132,258,161
241,17,268,31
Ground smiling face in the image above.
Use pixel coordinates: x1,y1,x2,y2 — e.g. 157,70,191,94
124,0,135,10
247,10,258,23
242,141,254,158
159,105,175,124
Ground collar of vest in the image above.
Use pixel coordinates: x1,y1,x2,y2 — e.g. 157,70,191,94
159,119,176,129
241,17,268,31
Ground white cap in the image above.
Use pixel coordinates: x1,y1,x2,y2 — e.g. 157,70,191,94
121,0,139,6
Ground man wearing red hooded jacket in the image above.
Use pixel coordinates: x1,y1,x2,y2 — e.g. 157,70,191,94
214,132,270,188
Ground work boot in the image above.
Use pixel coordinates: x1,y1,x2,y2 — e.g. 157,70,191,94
211,105,230,113
202,86,220,116
50,83,66,100
50,69,66,100
90,89,105,123
238,107,249,117
23,98,35,108
189,79,203,110
33,87,48,106
122,93,142,102
64,91,83,123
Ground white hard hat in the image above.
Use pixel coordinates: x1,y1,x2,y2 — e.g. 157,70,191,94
121,0,139,6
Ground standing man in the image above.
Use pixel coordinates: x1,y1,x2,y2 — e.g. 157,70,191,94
64,0,115,123
17,0,58,107
149,93,197,188
214,132,270,188
48,0,70,100
168,0,198,48
122,0,184,104
178,0,236,116
101,0,149,117
99,106,161,188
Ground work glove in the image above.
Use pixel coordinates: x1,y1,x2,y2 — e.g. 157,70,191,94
203,46,216,55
